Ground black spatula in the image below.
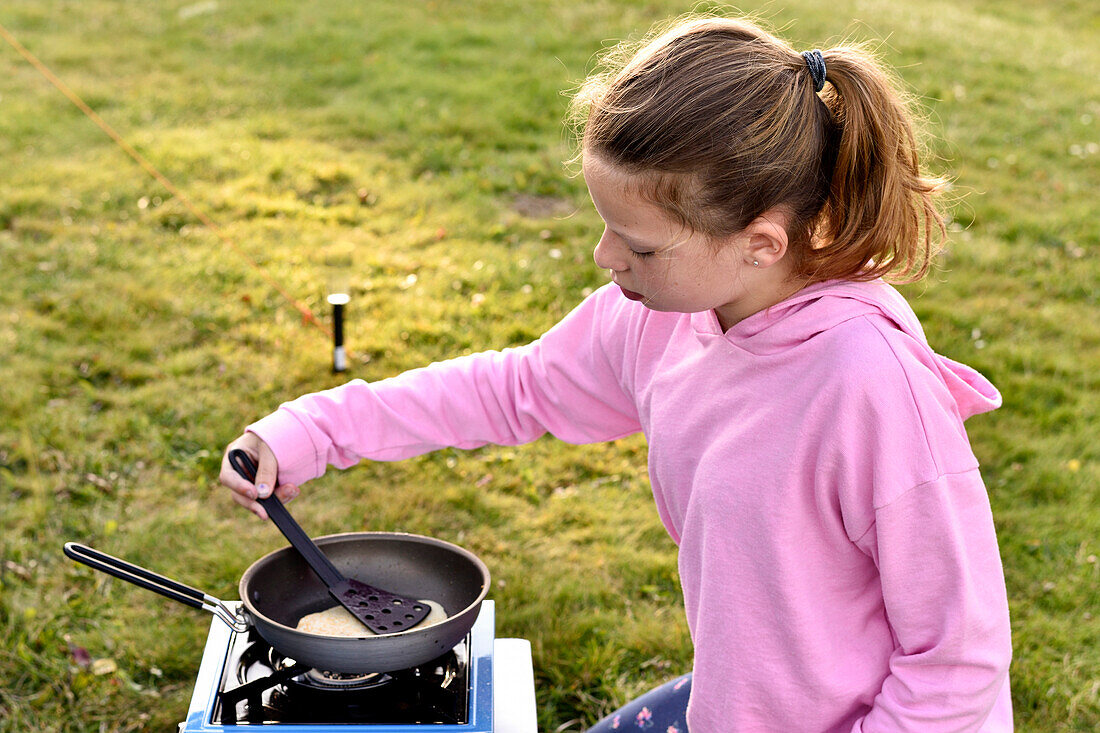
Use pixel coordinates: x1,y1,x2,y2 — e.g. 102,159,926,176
228,449,431,635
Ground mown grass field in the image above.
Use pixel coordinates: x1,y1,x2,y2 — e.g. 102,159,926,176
1,1,1097,730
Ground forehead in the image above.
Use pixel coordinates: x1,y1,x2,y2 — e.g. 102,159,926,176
582,151,709,237
582,154,672,231
582,152,634,198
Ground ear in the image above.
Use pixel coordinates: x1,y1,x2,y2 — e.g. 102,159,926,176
741,208,790,268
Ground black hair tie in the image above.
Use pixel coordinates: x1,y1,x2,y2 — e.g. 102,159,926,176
801,49,827,93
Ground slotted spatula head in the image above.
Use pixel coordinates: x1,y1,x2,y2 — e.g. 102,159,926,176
334,578,433,634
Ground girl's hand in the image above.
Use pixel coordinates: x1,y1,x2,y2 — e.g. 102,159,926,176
218,433,300,520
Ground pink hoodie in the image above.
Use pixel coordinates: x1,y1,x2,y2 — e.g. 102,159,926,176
251,279,1013,731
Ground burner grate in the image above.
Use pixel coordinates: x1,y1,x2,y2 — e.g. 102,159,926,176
211,628,470,725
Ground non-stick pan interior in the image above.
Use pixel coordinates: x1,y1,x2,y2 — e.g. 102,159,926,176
242,532,488,630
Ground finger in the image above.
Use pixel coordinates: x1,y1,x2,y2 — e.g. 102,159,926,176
229,489,269,520
253,441,280,499
273,483,299,503
220,447,257,500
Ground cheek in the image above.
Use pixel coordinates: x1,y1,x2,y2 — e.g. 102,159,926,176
670,259,732,303
634,258,668,285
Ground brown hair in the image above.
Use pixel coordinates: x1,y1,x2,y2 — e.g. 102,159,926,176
570,15,948,284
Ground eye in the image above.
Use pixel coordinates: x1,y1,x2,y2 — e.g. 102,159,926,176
629,248,656,259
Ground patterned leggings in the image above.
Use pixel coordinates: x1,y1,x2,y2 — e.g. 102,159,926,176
586,673,692,732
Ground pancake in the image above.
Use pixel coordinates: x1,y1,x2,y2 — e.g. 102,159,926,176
295,599,447,637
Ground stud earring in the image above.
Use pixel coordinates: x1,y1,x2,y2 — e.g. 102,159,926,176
752,259,760,267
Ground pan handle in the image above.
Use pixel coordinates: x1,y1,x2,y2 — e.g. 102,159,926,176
63,542,249,632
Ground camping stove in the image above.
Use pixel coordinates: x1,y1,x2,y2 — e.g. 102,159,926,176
178,601,537,732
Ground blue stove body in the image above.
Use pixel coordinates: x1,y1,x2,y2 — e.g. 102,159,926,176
178,601,495,732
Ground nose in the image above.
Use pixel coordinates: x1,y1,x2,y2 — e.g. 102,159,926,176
593,229,627,273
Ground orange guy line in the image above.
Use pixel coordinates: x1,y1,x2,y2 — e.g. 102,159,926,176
0,20,334,341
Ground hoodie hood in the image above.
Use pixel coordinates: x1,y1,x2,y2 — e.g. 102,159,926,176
690,279,1002,420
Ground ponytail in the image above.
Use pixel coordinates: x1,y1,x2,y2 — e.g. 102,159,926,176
808,46,948,283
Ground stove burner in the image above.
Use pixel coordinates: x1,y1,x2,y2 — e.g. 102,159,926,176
213,628,470,725
265,646,392,690
303,666,389,688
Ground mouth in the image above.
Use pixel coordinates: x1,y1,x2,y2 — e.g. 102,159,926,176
617,285,646,302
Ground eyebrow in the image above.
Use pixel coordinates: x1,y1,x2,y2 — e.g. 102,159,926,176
611,226,658,251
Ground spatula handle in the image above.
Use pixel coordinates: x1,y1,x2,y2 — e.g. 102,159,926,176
227,449,345,588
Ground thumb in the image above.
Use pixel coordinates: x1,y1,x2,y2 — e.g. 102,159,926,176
253,441,280,499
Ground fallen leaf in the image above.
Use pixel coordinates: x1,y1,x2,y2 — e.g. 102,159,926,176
69,644,92,668
91,658,118,676
3,560,31,581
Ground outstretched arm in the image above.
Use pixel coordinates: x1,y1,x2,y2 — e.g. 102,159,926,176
246,286,643,487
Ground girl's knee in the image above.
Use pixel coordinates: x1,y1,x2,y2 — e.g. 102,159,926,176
587,674,692,732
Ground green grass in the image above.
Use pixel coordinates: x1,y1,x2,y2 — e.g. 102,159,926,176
1,1,1097,730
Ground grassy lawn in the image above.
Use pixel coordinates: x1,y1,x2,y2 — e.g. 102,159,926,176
1,1,1097,730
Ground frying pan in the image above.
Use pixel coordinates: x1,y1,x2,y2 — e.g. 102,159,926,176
64,532,490,673
227,449,432,634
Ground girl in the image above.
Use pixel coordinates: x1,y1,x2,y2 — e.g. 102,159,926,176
220,14,1013,731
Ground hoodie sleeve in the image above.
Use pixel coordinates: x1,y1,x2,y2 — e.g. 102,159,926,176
248,285,642,486
836,316,1012,731
850,468,1013,732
